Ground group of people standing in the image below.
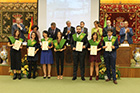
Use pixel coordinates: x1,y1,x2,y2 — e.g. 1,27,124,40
8,18,134,85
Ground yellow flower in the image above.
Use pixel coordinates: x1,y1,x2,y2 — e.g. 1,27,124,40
21,59,24,63
21,68,25,71
24,65,28,69
116,74,118,78
101,71,104,75
23,70,26,74
102,67,106,72
25,54,27,57
27,68,29,71
25,57,27,61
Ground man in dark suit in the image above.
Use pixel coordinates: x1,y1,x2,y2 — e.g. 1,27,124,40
80,21,88,36
120,21,133,44
71,25,88,81
102,29,119,84
103,20,116,37
63,21,75,45
12,18,26,41
48,22,60,40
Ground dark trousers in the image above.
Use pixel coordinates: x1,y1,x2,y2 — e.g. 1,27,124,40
104,53,116,81
73,51,86,78
28,61,37,76
66,39,71,45
55,51,64,75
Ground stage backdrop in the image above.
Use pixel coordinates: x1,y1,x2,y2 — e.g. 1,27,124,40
38,0,100,39
100,3,140,43
0,2,37,42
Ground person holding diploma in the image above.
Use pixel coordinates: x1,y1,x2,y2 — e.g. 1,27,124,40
102,29,119,84
53,32,66,79
40,30,54,79
71,25,88,81
30,25,41,42
27,32,40,79
88,32,102,80
7,29,23,80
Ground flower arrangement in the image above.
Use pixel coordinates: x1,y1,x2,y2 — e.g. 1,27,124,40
99,56,121,79
9,54,39,78
21,54,29,77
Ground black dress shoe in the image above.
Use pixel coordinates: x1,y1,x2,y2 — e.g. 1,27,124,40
106,79,111,82
33,75,36,79
72,77,77,80
113,80,118,84
48,77,51,79
18,73,22,80
27,74,31,79
81,77,86,81
43,77,46,79
13,73,17,80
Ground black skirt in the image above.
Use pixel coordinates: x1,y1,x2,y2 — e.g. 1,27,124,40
10,48,21,70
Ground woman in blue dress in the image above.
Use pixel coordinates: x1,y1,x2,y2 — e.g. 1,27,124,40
40,30,54,79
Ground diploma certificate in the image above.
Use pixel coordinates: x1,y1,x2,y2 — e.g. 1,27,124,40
76,41,83,52
105,42,112,51
90,46,97,55
28,47,35,56
42,41,48,50
12,40,22,51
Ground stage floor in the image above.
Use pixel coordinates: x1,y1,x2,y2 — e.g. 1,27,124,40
0,76,140,93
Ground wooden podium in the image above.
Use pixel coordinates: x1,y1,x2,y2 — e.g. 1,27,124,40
116,46,131,67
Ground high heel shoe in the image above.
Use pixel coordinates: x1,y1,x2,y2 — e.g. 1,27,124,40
18,73,22,80
89,76,92,80
48,75,51,79
60,76,63,80
96,76,99,80
57,76,60,80
43,75,46,79
13,73,17,80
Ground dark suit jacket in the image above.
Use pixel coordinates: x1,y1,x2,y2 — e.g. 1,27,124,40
102,36,119,58
12,24,26,41
120,27,133,44
48,27,60,40
63,26,75,42
82,27,88,36
103,26,116,37
71,33,88,52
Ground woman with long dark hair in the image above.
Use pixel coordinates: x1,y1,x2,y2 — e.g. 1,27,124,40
27,32,40,79
88,32,102,80
53,31,66,79
7,29,23,80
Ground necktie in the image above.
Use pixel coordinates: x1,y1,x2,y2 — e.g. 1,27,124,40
67,27,70,40
53,30,55,34
109,37,111,41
